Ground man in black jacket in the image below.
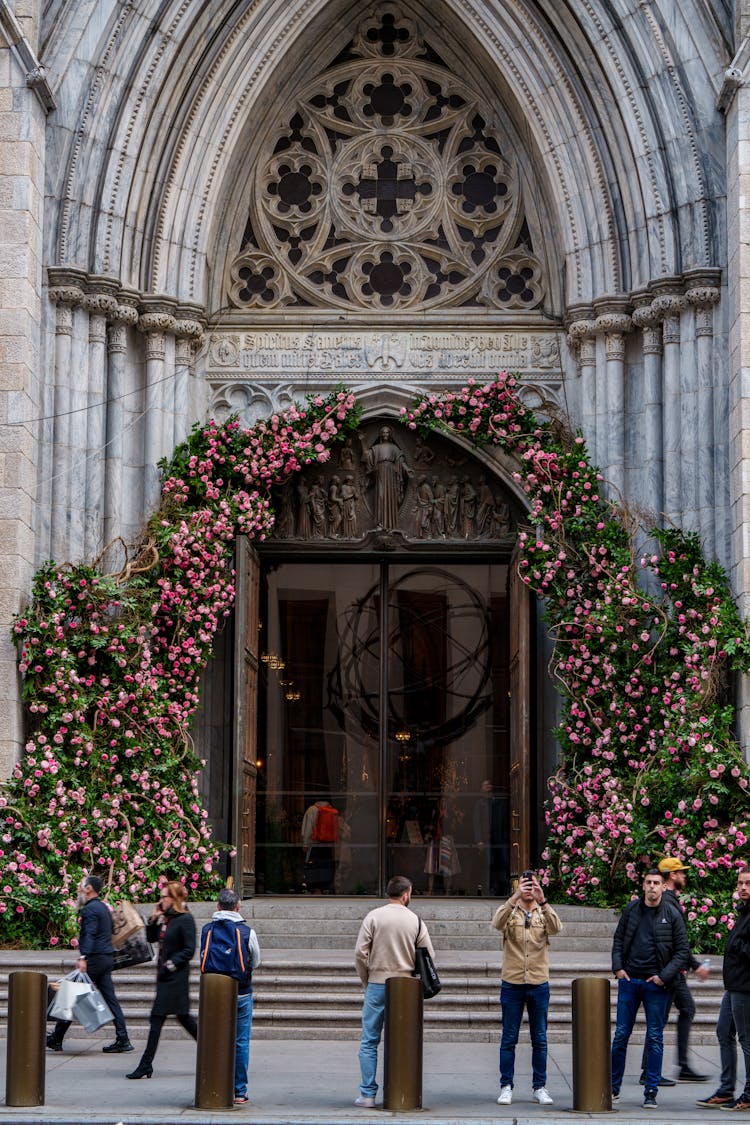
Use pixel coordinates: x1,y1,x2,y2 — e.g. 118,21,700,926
47,875,133,1053
611,869,689,1109
696,868,750,1112
639,857,710,1083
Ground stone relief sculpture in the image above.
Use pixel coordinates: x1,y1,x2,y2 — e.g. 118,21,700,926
273,422,516,545
364,426,411,528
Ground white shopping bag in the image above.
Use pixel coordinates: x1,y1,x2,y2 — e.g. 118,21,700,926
47,972,93,1021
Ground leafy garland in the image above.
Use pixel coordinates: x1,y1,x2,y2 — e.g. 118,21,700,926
2,376,749,951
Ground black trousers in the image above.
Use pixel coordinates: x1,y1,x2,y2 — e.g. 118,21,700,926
51,953,128,1042
139,1012,198,1066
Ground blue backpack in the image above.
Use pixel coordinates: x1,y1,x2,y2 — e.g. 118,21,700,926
200,919,249,981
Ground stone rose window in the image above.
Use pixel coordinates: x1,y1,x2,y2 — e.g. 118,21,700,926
227,5,546,312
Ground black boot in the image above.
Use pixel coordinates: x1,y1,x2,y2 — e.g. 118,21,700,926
103,1037,134,1053
46,1034,63,1052
126,1059,153,1080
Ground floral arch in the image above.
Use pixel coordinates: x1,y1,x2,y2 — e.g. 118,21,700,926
3,376,750,949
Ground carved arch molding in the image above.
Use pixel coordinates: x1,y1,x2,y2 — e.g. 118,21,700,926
226,4,546,313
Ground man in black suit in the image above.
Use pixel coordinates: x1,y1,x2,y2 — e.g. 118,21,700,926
47,874,133,1053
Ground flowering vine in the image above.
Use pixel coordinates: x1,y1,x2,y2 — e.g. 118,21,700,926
405,376,750,951
2,375,750,952
2,390,360,946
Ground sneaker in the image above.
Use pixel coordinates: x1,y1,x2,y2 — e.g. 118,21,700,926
643,1088,658,1109
612,1089,620,1103
102,1038,134,1053
696,1092,735,1108
496,1085,512,1105
234,1096,249,1104
46,1035,62,1052
533,1086,554,1105
721,1095,750,1111
679,1066,710,1082
354,1096,375,1108
640,1071,676,1086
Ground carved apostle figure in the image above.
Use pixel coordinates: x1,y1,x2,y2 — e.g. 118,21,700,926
431,476,446,537
328,475,343,537
460,476,477,538
341,475,358,538
445,475,460,536
364,426,410,529
309,476,327,537
414,475,434,538
476,475,494,537
297,480,312,538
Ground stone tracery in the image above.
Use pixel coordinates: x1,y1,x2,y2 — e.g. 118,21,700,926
227,6,546,312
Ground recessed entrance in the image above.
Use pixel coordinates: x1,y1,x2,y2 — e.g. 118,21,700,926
255,560,512,896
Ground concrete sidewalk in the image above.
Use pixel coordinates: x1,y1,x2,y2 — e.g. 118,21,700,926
0,1035,733,1125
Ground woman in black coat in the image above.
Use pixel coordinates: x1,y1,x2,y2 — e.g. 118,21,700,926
126,881,197,1079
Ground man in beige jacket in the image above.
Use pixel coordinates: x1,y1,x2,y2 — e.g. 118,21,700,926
353,875,435,1108
492,871,562,1107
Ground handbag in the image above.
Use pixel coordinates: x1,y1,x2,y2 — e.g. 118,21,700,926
72,988,114,1033
112,931,154,970
413,918,442,999
47,972,93,1021
110,901,145,949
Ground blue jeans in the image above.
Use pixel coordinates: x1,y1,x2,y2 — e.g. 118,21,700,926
499,980,550,1089
358,983,386,1098
611,977,670,1093
235,993,253,1098
718,991,750,1098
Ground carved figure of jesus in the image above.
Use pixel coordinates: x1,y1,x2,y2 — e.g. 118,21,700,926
364,426,410,529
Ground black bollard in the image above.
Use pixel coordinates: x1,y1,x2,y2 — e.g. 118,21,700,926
6,970,46,1107
195,974,238,1110
383,976,423,1111
572,977,612,1112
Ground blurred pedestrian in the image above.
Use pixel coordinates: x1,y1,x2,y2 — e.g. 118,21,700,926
696,867,750,1111
126,881,197,1079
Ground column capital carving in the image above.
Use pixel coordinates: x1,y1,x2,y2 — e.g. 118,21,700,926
84,291,119,318
685,285,720,309
642,325,663,355
578,336,596,365
631,305,657,329
173,318,204,341
604,332,627,362
138,312,177,336
595,313,632,336
567,318,597,340
650,293,687,320
49,284,84,309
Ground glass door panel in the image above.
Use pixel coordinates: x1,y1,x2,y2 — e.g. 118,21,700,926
385,565,510,896
256,562,380,894
256,560,510,895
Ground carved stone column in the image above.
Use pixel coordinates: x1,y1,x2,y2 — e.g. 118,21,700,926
105,295,139,549
595,304,631,497
48,279,84,559
84,285,118,559
651,288,687,523
138,303,177,510
631,300,664,520
173,310,205,448
568,316,597,464
687,280,721,549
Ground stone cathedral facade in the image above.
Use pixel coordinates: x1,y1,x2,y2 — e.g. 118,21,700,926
2,0,750,883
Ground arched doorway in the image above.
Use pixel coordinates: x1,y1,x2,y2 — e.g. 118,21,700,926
226,420,532,897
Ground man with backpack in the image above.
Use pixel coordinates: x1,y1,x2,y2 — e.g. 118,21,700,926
199,887,261,1105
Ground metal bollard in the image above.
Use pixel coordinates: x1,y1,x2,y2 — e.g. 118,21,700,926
383,976,423,1111
195,974,238,1110
572,977,612,1112
6,970,46,1107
